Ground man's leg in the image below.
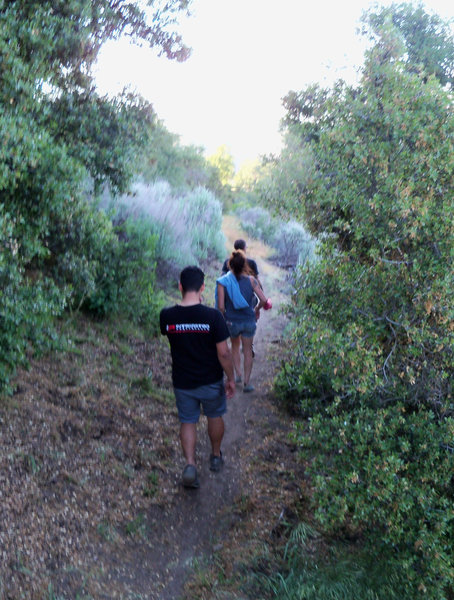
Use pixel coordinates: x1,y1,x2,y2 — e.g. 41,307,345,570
207,416,224,456
180,423,197,465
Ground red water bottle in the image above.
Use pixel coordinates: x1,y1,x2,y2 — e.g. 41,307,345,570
263,299,272,310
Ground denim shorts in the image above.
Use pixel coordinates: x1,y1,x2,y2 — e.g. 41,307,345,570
174,379,227,423
226,319,256,339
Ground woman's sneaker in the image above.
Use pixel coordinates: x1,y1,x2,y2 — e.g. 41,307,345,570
209,452,224,472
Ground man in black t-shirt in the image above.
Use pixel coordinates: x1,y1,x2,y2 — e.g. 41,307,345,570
160,266,235,489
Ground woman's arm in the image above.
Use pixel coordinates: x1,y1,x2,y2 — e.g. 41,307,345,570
250,277,266,310
217,283,225,314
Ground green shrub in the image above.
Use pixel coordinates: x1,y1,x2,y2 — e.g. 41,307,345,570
83,213,163,335
293,406,454,594
274,13,454,597
103,181,226,270
0,209,66,391
43,198,116,306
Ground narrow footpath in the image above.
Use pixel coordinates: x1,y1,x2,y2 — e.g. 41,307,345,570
98,216,297,599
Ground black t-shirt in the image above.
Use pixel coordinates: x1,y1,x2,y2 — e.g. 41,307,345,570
160,304,230,389
221,257,259,277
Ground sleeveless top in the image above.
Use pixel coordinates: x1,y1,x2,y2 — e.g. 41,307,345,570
224,275,256,322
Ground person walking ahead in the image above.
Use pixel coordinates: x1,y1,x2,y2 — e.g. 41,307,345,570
221,238,261,285
222,238,264,358
160,266,235,489
216,250,267,393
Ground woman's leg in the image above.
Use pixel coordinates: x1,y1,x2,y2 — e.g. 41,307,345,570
242,336,254,386
230,335,242,379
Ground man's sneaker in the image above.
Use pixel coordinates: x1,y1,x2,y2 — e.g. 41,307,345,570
182,464,199,488
235,375,242,384
209,452,224,472
243,384,255,393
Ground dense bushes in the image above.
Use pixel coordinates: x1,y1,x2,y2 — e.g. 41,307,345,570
273,7,454,598
83,214,162,335
237,205,315,268
104,181,226,269
0,207,65,388
293,404,454,592
0,1,191,391
0,101,158,389
0,112,86,390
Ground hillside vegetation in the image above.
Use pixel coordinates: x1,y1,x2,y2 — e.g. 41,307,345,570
0,0,231,393
1,2,454,600
253,4,454,598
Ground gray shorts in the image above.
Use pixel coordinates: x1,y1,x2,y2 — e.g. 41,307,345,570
174,379,227,423
226,319,256,339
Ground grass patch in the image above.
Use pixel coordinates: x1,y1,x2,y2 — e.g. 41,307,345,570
109,352,128,377
130,373,154,394
97,521,119,543
152,386,175,406
143,472,159,498
125,513,147,539
247,522,409,600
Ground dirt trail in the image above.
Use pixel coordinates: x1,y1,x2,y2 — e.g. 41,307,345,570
112,216,292,599
0,216,297,600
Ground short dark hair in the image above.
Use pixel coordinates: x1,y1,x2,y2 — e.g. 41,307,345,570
180,266,204,293
233,239,246,251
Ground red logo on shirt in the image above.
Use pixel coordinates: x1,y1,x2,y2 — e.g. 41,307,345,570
166,323,210,333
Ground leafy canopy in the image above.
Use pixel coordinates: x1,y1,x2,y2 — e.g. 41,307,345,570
361,2,454,87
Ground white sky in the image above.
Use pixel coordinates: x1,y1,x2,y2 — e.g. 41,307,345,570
94,0,454,168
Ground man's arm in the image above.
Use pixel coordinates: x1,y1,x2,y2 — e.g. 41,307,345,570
248,259,263,288
159,308,167,336
216,339,235,398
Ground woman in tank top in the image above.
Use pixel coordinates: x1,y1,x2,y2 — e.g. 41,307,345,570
216,250,267,393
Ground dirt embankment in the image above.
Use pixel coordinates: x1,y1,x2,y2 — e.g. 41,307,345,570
0,216,303,600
